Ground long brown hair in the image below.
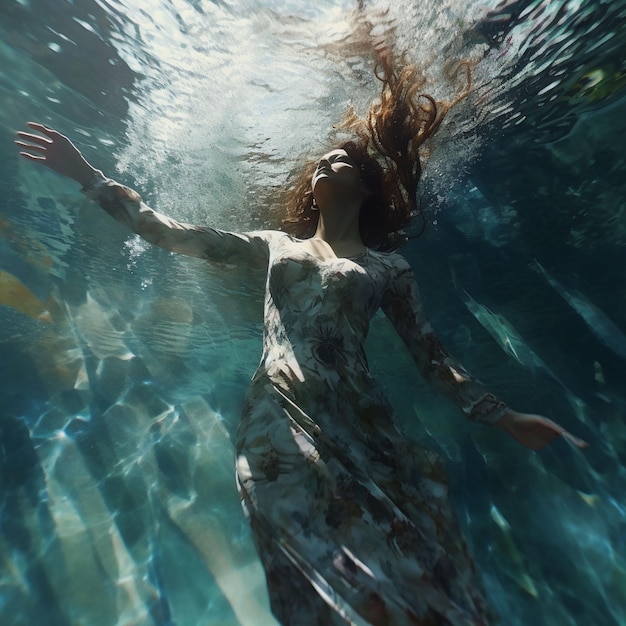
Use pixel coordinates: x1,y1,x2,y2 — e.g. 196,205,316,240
280,51,475,250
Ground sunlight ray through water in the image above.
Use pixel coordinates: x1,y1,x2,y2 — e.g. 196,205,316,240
1,0,626,624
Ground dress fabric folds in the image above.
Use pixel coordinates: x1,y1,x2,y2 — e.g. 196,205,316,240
82,174,509,625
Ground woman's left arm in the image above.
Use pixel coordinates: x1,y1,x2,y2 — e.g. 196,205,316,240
380,254,588,450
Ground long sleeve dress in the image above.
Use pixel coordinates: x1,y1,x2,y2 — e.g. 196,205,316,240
81,172,510,626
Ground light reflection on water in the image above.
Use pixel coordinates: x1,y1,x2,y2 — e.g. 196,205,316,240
1,0,626,624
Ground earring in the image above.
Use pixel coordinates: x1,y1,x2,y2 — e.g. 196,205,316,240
311,197,319,211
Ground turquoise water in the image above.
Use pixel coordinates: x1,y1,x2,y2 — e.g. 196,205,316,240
1,0,626,624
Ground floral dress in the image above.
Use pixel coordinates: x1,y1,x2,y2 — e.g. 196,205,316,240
81,173,510,626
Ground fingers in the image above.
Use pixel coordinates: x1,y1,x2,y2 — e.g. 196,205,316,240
17,151,45,162
26,121,59,137
518,414,590,450
562,431,589,448
14,123,59,153
544,416,589,448
15,125,56,162
16,130,52,145
15,139,47,153
15,134,49,162
546,417,588,448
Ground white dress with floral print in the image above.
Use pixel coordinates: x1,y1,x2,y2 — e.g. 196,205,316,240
82,173,509,626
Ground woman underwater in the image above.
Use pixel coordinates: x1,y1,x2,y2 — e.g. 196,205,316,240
16,55,587,625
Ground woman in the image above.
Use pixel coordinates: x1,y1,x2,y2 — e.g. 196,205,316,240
16,58,586,625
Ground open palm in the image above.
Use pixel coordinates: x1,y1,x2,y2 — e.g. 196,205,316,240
15,121,97,186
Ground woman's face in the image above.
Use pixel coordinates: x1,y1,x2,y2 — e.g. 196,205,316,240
311,148,362,197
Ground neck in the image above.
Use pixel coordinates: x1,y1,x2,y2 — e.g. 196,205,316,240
313,200,363,247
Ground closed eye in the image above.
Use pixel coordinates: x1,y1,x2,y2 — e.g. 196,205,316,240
317,151,356,171
328,155,353,166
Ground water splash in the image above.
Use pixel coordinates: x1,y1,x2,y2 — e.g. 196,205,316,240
2,1,626,624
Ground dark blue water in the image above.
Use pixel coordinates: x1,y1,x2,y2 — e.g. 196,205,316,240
1,1,625,624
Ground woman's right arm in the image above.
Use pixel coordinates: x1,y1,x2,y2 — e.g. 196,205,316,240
15,122,276,266
80,170,274,265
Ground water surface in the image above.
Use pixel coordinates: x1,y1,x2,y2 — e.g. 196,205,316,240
1,1,625,624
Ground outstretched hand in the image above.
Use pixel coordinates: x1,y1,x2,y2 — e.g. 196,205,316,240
15,122,98,186
494,410,589,450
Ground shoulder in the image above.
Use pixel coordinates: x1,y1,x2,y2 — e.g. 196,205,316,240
243,228,288,245
370,248,413,275
372,250,419,303
244,228,284,237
